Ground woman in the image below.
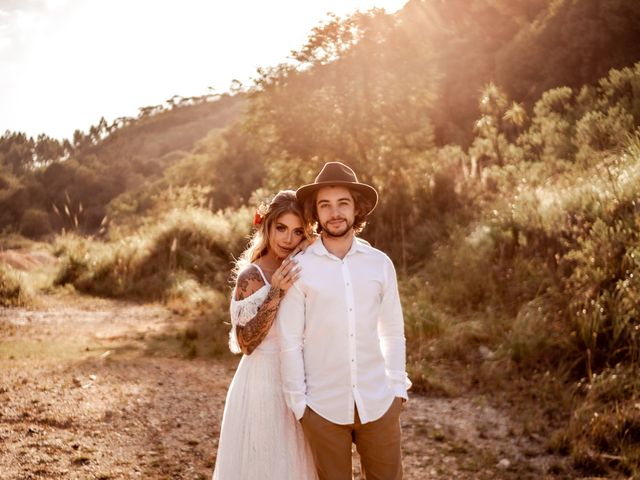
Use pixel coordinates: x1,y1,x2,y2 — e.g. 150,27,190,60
212,190,317,480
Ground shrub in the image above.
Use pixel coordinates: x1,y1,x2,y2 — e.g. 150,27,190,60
574,105,635,165
52,233,92,286
19,208,52,238
564,217,640,372
519,86,577,163
0,265,30,307
569,365,640,477
426,224,496,312
54,207,251,300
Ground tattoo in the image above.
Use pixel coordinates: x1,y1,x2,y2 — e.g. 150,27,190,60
235,268,264,301
235,266,284,355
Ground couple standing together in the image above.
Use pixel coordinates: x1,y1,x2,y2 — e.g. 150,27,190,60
213,162,411,480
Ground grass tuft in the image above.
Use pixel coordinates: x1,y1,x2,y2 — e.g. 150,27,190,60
0,264,32,307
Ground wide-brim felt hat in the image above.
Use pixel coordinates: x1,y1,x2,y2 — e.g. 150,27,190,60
296,162,378,215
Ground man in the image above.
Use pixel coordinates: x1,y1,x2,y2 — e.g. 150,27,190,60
278,161,411,480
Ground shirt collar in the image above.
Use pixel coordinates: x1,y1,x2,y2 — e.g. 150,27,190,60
309,234,368,258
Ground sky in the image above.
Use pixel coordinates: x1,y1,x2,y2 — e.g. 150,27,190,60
0,0,407,141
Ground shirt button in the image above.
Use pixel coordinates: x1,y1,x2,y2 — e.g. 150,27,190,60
346,282,350,286
349,308,352,311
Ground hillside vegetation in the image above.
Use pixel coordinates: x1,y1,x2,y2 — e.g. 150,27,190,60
0,93,242,235
2,0,640,476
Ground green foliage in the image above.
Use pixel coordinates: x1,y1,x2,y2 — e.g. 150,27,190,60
564,217,640,370
1,95,242,237
0,132,67,174
478,135,640,367
505,296,570,371
251,9,438,187
19,208,52,238
518,86,577,163
418,123,639,475
427,224,495,311
495,0,640,109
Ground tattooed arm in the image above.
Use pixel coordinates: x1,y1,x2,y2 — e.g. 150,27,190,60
235,266,284,355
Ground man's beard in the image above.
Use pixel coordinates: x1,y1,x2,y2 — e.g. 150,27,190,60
321,217,353,238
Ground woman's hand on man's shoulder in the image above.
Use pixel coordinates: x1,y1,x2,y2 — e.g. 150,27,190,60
291,233,319,257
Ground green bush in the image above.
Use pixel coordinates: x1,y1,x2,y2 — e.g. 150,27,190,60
574,105,635,165
564,217,640,371
19,208,52,237
519,86,577,163
426,224,496,312
52,233,92,286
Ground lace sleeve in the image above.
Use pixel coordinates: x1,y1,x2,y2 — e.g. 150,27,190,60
228,286,269,354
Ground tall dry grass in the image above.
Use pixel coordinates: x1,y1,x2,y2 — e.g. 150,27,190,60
54,206,251,300
404,132,640,475
0,264,31,307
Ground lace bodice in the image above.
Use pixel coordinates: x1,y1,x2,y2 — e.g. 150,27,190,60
228,265,278,354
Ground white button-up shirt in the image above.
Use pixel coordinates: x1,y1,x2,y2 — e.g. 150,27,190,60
278,236,411,425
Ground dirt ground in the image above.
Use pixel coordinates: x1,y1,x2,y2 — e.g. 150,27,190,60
0,292,587,479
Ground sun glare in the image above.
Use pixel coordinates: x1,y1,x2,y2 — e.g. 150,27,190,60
0,0,408,139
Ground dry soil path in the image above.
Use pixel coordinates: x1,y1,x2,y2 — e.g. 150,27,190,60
0,294,577,479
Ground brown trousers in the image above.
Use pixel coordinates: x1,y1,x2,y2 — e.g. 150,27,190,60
300,398,403,480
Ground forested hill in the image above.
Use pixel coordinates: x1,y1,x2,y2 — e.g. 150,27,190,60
397,0,640,144
0,93,242,235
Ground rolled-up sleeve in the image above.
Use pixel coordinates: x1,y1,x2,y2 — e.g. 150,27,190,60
277,283,307,420
378,257,411,400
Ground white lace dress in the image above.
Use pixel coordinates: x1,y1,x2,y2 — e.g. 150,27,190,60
212,265,317,480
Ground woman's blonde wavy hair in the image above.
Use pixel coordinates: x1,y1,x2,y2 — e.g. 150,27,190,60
233,190,311,281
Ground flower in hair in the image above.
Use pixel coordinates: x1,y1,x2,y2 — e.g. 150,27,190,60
253,202,269,226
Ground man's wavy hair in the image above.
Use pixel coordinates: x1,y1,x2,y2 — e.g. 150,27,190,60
303,186,375,235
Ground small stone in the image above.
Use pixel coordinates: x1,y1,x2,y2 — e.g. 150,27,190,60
497,458,511,470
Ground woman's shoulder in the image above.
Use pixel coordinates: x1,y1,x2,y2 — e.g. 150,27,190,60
234,264,268,301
